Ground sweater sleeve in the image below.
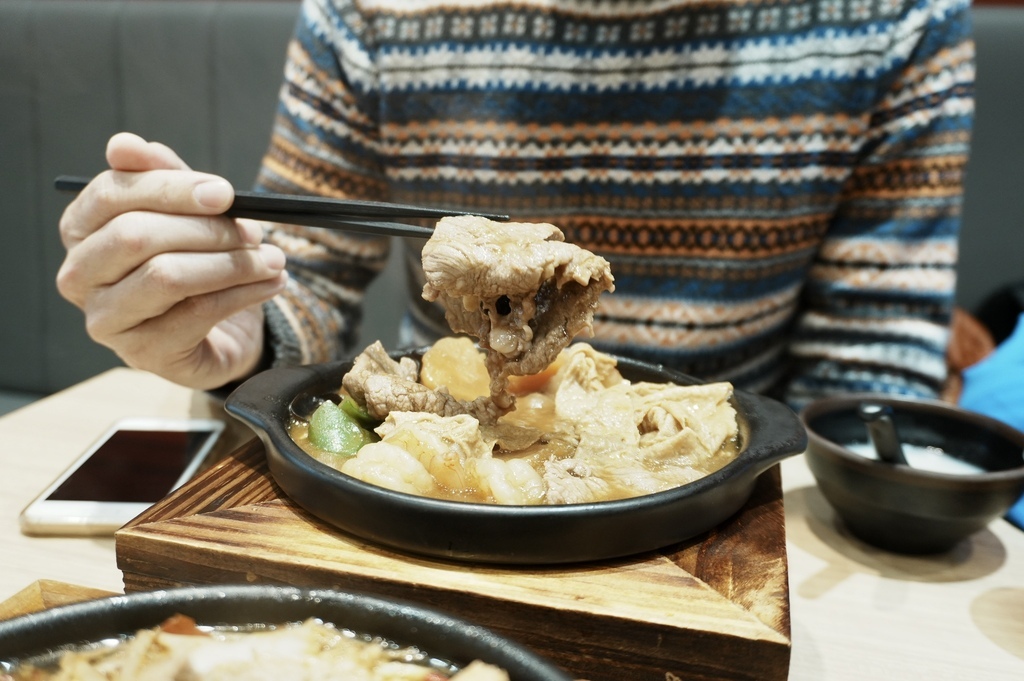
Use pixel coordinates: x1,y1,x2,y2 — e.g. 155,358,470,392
784,0,975,408
254,0,391,367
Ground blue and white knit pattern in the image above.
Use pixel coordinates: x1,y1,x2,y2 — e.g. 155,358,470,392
257,0,974,409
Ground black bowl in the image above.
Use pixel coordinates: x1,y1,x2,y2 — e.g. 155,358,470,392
0,584,571,680
225,348,807,565
801,395,1024,554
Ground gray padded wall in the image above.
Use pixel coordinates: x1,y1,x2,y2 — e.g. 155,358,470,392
0,1,301,394
0,1,406,396
957,8,1024,313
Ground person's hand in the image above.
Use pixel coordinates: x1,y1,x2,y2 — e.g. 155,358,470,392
56,132,288,390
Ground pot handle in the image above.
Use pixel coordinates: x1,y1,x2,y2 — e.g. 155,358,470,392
224,364,323,435
734,390,808,472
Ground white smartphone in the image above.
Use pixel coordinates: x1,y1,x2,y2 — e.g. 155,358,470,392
19,417,225,536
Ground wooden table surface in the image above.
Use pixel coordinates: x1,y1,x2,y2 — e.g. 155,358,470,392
1,368,1022,680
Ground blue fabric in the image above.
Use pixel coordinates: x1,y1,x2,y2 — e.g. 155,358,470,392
958,312,1024,529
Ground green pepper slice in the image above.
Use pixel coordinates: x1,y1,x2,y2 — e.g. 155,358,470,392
308,401,377,456
339,395,380,430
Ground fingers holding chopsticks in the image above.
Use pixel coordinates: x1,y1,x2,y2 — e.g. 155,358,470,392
59,132,239,247
58,211,265,304
59,174,235,250
57,131,278,308
58,212,283,306
105,131,189,173
55,132,289,390
62,236,287,390
61,138,510,241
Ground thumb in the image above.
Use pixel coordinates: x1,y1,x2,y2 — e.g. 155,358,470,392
106,132,192,173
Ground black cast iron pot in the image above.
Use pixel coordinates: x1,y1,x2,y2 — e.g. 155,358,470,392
225,348,807,565
0,584,572,680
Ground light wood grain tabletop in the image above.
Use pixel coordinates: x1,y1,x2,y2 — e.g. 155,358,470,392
1,368,1021,680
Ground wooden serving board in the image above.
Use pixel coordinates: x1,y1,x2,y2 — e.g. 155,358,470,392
115,439,791,681
0,581,116,622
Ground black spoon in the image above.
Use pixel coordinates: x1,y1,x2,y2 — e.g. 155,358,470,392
857,402,910,466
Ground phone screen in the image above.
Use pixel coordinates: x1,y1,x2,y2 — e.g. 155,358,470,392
46,429,218,503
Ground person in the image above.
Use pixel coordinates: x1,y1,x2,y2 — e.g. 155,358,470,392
56,0,975,410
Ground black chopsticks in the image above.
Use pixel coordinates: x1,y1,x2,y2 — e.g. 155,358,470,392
55,175,509,239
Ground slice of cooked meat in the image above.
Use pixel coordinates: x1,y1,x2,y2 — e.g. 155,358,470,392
360,374,504,424
631,381,738,457
421,215,614,409
341,340,419,406
342,341,505,424
542,458,611,504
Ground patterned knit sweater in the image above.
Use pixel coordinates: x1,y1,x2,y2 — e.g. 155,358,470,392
256,0,974,408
